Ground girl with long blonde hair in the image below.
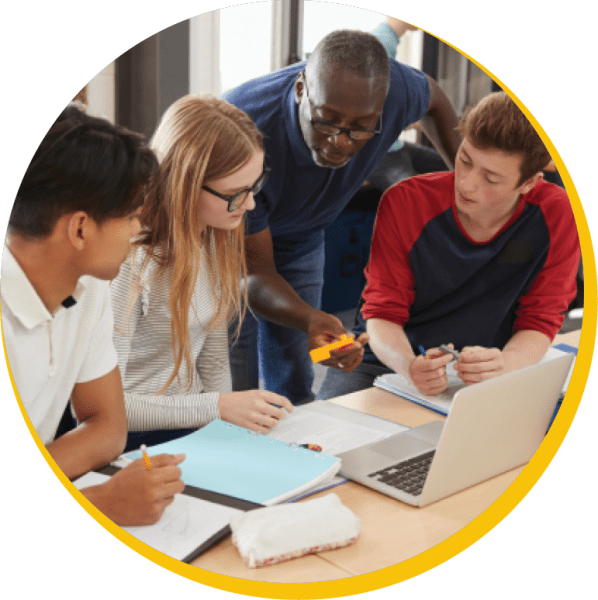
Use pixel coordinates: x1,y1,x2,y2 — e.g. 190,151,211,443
110,95,292,450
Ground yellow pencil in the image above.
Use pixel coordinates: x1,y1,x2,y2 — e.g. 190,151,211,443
140,444,152,470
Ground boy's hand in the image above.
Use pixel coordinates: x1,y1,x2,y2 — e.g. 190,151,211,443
409,348,453,395
82,453,186,526
454,346,506,385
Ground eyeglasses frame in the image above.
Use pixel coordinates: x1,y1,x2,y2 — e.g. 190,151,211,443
202,163,271,213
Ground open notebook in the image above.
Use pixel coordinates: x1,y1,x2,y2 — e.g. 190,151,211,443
73,470,260,562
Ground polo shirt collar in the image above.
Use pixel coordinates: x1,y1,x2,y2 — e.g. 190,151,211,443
284,84,318,168
1,247,85,330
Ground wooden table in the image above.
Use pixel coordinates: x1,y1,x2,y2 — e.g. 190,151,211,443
191,329,581,582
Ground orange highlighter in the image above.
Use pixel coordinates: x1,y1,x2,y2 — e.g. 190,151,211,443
309,334,355,363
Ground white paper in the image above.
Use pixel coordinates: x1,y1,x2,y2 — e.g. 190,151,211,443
374,363,462,415
268,401,407,456
73,472,242,561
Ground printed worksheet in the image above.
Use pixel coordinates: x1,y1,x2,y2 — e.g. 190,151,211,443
268,401,407,456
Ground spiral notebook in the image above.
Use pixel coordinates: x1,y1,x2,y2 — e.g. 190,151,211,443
123,419,341,506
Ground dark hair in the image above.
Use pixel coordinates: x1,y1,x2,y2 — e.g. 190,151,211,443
457,92,551,186
10,106,158,238
309,29,390,91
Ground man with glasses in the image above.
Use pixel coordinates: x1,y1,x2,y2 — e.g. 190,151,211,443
224,29,460,405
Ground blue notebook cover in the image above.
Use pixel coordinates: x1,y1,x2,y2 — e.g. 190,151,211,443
125,420,340,505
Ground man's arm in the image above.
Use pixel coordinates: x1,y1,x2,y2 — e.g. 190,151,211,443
245,228,368,371
46,366,127,480
415,75,461,169
367,318,452,395
455,330,551,385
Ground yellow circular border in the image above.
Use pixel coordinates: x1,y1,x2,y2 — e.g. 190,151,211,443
1,23,595,600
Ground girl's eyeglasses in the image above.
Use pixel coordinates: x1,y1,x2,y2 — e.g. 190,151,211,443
202,164,271,212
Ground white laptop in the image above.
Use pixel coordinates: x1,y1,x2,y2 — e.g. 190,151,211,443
337,354,574,507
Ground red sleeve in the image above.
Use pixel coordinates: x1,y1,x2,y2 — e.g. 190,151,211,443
361,173,452,326
514,185,580,340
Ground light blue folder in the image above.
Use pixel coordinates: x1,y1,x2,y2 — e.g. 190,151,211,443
126,419,341,505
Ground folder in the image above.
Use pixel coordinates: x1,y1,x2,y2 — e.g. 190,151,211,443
124,419,341,506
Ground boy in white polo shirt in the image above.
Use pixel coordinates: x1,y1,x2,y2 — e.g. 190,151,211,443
1,106,185,526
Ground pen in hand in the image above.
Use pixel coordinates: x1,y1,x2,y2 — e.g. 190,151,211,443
140,444,152,470
439,344,460,360
418,345,428,359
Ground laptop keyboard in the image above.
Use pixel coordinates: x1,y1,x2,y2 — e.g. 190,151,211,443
368,450,436,496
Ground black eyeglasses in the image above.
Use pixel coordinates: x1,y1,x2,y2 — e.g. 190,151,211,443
301,71,382,141
202,164,271,212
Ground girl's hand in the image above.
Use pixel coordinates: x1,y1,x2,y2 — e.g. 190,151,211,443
218,390,293,432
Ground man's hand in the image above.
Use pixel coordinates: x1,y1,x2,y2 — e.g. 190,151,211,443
409,348,453,395
454,346,507,385
81,453,186,526
307,311,369,372
219,390,293,432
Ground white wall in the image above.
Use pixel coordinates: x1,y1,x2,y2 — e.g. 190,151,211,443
87,61,115,122
190,11,221,95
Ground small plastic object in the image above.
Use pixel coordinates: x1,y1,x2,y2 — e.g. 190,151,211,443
299,444,323,452
309,334,355,363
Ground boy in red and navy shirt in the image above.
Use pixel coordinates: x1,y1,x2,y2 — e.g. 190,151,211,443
319,92,580,399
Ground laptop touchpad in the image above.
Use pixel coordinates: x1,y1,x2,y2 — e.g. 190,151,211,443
369,432,435,461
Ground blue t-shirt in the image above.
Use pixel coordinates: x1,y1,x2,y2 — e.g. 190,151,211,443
223,60,429,240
